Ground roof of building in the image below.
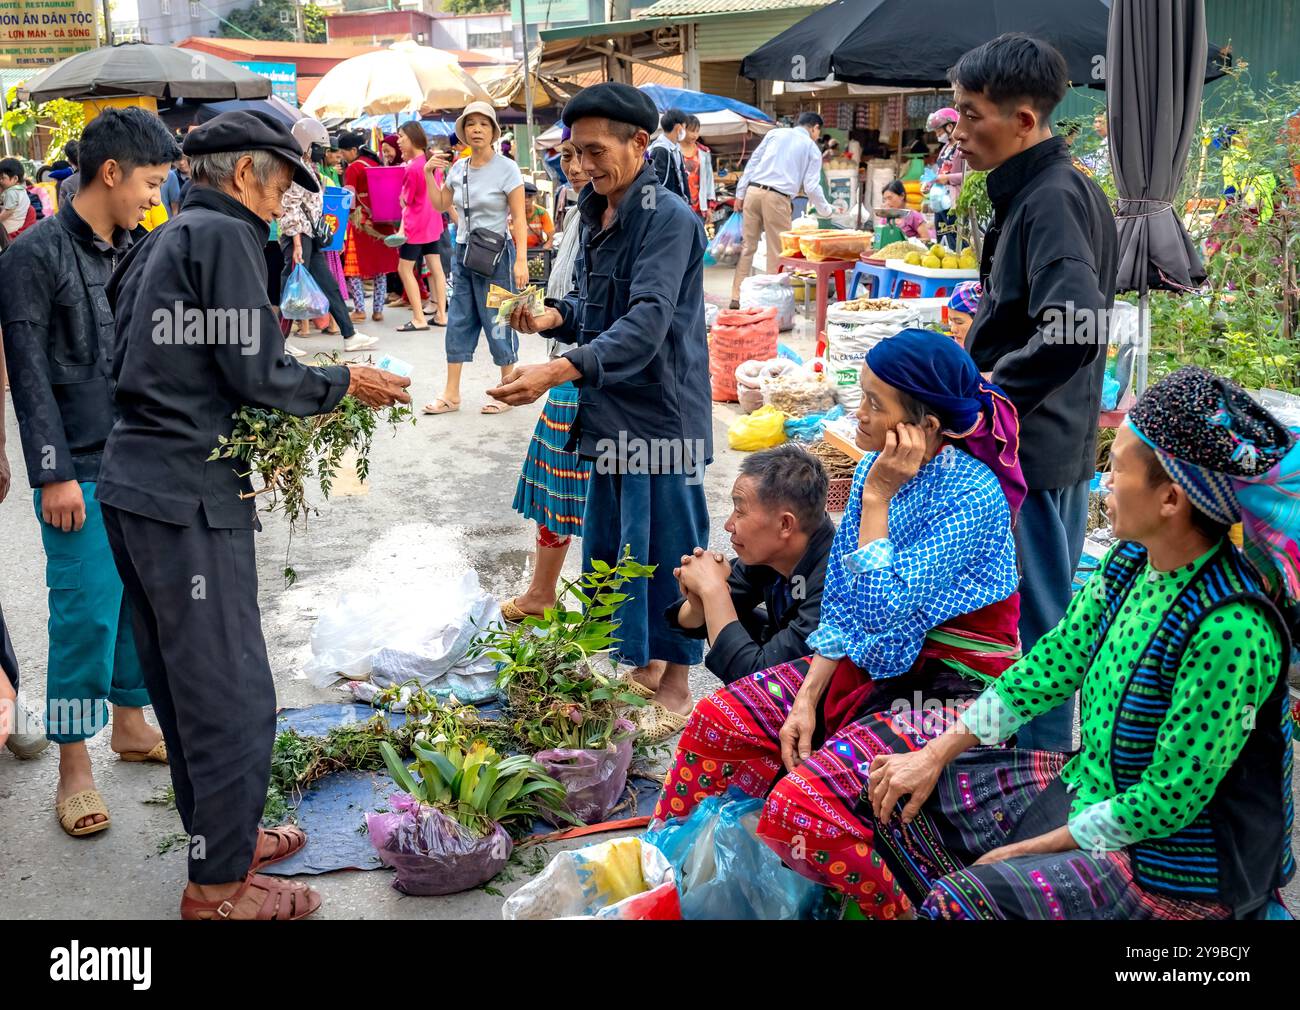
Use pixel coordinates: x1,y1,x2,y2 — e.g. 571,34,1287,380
174,37,381,60
637,0,829,13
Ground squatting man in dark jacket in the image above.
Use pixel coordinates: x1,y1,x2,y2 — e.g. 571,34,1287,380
97,110,410,920
491,82,713,745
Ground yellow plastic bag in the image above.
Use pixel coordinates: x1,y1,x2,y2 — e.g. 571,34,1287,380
727,404,787,451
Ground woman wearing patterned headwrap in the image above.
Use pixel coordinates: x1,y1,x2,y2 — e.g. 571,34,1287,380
653,329,1026,918
865,365,1297,920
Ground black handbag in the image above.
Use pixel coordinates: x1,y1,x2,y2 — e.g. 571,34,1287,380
459,159,506,277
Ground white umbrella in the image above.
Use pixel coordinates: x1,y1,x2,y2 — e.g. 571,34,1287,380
694,109,774,143
302,41,492,120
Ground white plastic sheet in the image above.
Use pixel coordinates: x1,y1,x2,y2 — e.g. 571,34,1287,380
303,570,502,700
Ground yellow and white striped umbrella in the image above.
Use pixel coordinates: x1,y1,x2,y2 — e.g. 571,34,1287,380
303,41,492,119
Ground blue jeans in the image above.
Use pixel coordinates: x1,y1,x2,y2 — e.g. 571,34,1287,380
1012,480,1090,753
445,241,519,366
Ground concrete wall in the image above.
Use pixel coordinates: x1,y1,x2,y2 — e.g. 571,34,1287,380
110,0,251,45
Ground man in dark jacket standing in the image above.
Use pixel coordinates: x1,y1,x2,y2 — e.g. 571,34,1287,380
493,82,712,743
950,34,1118,751
1,108,178,833
98,111,410,919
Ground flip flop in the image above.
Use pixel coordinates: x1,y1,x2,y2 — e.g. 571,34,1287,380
636,702,690,745
396,322,430,332
481,402,511,415
423,398,460,415
118,739,168,764
56,788,111,837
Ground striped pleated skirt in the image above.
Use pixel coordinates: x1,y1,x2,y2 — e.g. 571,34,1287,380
511,382,591,537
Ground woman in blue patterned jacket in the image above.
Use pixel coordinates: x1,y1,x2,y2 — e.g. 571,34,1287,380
653,328,1027,918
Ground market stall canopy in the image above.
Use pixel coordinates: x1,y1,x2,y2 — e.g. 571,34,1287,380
740,0,1229,87
637,84,771,123
301,41,492,120
474,55,573,111
347,112,456,137
18,42,272,103
194,95,306,128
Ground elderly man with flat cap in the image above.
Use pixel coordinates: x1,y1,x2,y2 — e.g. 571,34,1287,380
97,110,410,920
492,82,711,743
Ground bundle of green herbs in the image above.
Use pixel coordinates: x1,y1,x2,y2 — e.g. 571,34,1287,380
207,354,413,583
470,547,654,753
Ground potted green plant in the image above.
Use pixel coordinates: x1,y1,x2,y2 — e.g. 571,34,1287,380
370,733,567,895
471,548,655,823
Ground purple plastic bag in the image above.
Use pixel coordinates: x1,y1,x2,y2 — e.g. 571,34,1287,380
536,725,634,826
365,794,511,895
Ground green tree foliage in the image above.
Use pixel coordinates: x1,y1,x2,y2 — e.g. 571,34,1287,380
443,0,509,14
221,0,325,42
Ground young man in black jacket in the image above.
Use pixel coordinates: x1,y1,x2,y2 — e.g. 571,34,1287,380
1,108,178,833
950,34,1118,751
667,445,834,684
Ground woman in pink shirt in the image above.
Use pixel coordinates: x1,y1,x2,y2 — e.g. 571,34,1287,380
394,122,447,331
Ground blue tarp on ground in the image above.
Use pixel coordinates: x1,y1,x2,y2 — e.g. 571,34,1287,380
264,703,661,877
637,84,771,123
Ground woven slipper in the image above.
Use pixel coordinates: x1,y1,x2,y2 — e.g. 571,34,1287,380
56,788,111,837
616,677,656,700
118,739,168,764
636,703,689,746
501,597,547,622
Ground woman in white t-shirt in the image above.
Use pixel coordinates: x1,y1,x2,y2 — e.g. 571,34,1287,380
421,102,527,415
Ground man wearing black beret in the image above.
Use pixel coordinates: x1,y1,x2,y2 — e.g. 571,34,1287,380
492,82,711,743
97,110,411,920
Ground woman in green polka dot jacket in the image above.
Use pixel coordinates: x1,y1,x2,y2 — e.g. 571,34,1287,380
868,366,1297,920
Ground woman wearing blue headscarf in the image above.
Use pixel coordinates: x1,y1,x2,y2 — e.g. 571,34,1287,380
653,329,1028,917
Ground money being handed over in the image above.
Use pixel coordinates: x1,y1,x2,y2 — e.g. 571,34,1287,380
486,284,545,324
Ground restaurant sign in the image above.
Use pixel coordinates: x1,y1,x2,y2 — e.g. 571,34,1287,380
0,0,97,70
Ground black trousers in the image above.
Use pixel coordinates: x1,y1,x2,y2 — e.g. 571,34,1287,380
102,504,276,884
279,233,355,338
1,600,18,690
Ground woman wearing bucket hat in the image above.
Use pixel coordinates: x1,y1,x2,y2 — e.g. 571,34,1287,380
421,100,527,415
278,117,379,352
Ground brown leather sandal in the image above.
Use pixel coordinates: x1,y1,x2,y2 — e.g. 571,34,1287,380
252,825,307,871
180,873,321,921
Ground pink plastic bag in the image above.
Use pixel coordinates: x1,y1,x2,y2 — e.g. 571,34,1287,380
366,794,511,895
535,729,634,826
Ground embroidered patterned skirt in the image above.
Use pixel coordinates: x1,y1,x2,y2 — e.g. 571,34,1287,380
511,382,591,538
655,656,1233,920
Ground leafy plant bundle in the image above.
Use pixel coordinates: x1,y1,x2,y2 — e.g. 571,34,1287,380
379,736,570,838
470,547,655,752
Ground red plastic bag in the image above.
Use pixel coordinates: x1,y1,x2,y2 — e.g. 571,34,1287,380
709,306,779,402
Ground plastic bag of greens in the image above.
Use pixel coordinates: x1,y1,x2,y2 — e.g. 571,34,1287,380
366,794,511,896
644,788,825,920
535,723,636,826
280,263,331,321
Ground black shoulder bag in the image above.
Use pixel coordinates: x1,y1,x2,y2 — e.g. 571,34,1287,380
460,159,506,277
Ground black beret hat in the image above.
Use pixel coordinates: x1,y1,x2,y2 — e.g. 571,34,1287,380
183,110,318,192
562,82,659,135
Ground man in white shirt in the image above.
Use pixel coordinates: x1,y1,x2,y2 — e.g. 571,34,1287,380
730,111,834,307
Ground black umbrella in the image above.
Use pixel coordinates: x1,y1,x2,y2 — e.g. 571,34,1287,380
1108,0,1209,395
18,42,271,104
741,0,1228,87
